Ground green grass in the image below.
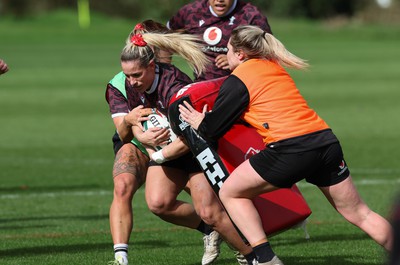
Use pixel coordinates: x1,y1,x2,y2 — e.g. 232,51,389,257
1,9,400,265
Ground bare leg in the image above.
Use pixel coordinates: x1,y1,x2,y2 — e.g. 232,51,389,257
189,172,254,256
109,144,149,244
145,166,201,228
219,160,278,247
319,175,393,251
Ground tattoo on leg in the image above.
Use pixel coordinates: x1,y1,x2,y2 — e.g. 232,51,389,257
113,145,149,184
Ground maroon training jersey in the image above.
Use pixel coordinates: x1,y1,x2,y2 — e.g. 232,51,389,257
168,0,272,81
106,63,193,117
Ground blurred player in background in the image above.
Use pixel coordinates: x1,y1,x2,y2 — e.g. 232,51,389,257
167,0,272,81
0,59,9,75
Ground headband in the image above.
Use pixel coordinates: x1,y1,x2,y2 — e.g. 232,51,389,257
134,23,144,31
130,34,147,47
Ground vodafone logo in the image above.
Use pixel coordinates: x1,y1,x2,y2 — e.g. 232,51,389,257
203,27,222,45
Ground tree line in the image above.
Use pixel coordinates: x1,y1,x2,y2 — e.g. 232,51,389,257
0,0,395,21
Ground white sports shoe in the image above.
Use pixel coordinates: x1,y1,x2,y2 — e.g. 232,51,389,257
108,261,121,265
256,256,284,265
233,250,249,265
107,253,128,265
202,231,222,265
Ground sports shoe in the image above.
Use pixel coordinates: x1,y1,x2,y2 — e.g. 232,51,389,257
202,230,223,265
107,261,122,265
108,254,128,265
233,250,249,265
256,255,284,265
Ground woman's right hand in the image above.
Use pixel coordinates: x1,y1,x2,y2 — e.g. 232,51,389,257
124,105,154,129
134,126,171,147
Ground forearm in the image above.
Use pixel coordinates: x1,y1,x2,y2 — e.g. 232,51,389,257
151,137,190,164
115,116,134,143
162,137,189,160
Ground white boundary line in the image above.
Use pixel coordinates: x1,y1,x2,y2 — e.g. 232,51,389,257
296,178,400,188
0,190,112,200
1,178,400,200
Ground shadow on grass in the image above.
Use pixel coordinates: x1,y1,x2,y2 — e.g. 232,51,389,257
0,214,109,224
271,231,371,247
277,255,384,265
186,255,384,265
0,243,110,257
0,240,170,258
0,184,103,193
0,224,53,230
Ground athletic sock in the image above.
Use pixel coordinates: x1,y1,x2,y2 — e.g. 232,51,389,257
244,251,257,264
196,220,214,235
114,243,129,265
253,242,275,263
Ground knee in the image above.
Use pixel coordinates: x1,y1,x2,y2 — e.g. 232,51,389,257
113,175,136,201
147,195,173,216
197,206,221,226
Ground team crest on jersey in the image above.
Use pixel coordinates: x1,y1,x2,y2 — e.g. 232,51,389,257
203,27,222,45
229,16,236,25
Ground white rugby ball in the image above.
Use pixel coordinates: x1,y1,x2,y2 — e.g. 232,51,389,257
143,112,177,150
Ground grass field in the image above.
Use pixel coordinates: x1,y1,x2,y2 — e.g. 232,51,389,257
1,9,400,265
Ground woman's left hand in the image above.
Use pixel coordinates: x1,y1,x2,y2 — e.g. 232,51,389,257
215,54,230,70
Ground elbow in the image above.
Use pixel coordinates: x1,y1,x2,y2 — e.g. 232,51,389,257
117,131,133,144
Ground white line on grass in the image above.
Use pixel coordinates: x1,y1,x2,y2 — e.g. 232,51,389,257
297,178,400,188
1,178,400,199
0,190,112,199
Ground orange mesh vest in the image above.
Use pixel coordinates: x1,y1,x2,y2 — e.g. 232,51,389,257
232,59,329,144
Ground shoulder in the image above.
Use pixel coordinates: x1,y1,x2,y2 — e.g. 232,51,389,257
237,1,264,14
173,0,207,16
223,74,247,90
109,71,125,87
234,59,279,73
234,1,269,27
158,63,192,83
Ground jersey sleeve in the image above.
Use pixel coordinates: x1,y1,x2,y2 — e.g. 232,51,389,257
197,75,249,141
252,14,272,34
167,6,188,30
105,83,129,118
245,5,273,34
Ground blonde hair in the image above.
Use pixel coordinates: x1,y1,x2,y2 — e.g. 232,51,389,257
121,29,209,76
230,25,309,70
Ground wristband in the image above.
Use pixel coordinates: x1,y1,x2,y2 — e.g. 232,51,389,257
151,150,167,164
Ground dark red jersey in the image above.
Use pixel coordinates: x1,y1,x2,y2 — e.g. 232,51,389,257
106,63,192,117
168,0,272,81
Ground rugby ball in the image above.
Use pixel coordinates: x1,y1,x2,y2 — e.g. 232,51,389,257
143,111,177,150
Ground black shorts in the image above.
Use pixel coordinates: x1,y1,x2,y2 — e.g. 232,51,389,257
113,131,200,174
249,142,350,188
112,132,124,155
149,152,202,174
